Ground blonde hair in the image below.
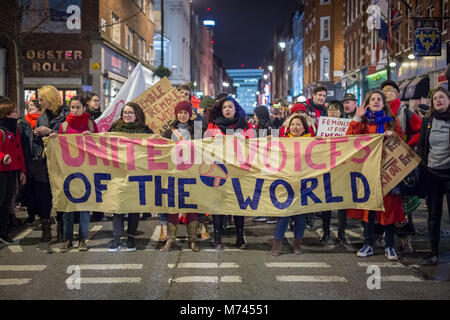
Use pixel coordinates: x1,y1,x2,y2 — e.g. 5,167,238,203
38,85,61,113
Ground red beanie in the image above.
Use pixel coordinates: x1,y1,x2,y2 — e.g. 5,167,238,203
291,103,307,114
174,101,192,118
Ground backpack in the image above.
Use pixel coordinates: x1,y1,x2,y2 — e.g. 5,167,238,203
61,119,95,134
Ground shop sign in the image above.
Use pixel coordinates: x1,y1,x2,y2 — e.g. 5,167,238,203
25,50,83,72
414,27,441,56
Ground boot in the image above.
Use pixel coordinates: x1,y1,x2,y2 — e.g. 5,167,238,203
399,235,414,253
200,222,211,241
159,224,168,241
213,216,223,249
293,239,303,255
161,223,177,252
187,221,200,252
56,222,63,242
271,239,282,257
235,228,247,249
41,219,52,242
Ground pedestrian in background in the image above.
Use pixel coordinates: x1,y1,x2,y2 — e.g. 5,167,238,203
206,96,254,249
108,102,153,252
54,96,98,252
34,85,70,242
342,93,358,119
346,91,405,261
161,101,200,252
85,92,102,120
416,87,450,266
270,114,310,256
0,97,26,244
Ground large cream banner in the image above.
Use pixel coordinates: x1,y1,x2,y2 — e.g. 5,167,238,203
44,134,385,216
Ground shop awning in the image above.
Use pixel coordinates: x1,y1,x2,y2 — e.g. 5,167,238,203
404,76,430,100
398,79,413,101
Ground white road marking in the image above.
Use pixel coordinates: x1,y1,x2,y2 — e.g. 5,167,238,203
168,276,242,283
86,225,103,243
276,275,348,282
151,225,162,242
382,276,423,282
358,262,405,268
79,277,141,284
168,263,239,269
265,262,330,268
77,264,143,270
8,228,33,253
0,265,47,272
0,278,32,285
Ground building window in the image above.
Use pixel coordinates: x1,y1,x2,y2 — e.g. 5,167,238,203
127,27,134,53
149,45,154,64
320,0,331,4
320,46,330,81
443,0,449,34
148,0,154,22
320,17,330,41
112,13,120,44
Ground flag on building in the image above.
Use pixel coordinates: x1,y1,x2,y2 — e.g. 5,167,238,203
378,7,403,51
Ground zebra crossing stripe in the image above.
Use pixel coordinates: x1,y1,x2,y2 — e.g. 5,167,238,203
168,263,239,269
0,265,47,271
77,264,143,270
168,276,242,283
265,262,330,268
382,276,423,282
79,277,141,284
0,278,32,285
8,228,33,253
276,275,348,282
358,262,404,268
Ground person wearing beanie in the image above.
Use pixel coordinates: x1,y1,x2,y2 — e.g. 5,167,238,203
417,104,429,119
161,100,199,252
342,93,358,119
279,103,315,137
381,80,422,147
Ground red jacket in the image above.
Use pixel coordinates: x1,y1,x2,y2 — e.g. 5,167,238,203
345,118,405,225
0,127,26,174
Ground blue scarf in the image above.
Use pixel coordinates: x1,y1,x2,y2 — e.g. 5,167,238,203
365,110,392,134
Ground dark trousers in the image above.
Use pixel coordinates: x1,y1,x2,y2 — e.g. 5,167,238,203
113,213,140,239
31,180,52,220
0,171,18,235
321,210,347,239
213,215,244,233
23,178,38,220
427,168,450,254
363,211,395,248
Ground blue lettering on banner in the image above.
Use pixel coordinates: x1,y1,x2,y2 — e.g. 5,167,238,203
64,173,91,203
323,173,343,203
300,178,322,206
270,180,295,210
350,172,370,203
129,175,153,205
178,178,198,209
94,173,111,203
232,178,264,210
155,176,175,207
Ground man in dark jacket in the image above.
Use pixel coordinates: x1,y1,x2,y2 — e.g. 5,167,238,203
305,86,328,130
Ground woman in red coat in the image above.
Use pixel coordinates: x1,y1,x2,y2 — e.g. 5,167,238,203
0,97,26,244
346,90,405,261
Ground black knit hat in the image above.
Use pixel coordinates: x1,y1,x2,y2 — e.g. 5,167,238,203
381,80,400,94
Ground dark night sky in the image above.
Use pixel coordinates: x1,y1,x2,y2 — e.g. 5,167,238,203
192,0,301,69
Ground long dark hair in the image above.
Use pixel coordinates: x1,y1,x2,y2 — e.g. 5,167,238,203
362,90,396,131
120,102,147,126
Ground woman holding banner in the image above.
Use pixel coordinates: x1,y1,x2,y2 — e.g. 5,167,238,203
160,101,200,252
108,102,153,252
270,114,311,256
205,96,255,250
416,87,450,266
346,91,405,261
34,85,70,242
53,96,98,252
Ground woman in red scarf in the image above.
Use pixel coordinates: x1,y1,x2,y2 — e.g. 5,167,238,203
54,96,98,252
25,100,41,130
346,91,405,261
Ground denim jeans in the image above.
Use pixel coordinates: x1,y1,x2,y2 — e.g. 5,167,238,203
321,210,347,239
274,214,306,240
160,213,168,224
63,211,90,241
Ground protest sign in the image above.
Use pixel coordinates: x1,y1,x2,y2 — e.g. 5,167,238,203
45,134,386,216
381,133,421,196
133,77,185,135
316,117,353,137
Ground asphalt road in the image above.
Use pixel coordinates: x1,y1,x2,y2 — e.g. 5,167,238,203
1,201,449,301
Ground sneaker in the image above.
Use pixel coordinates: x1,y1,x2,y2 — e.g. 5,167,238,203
357,244,374,257
385,247,398,261
336,236,351,245
266,217,277,224
108,239,121,252
320,235,335,248
25,217,36,226
0,234,14,244
125,237,136,252
253,216,267,222
60,240,73,253
422,254,439,266
78,240,88,252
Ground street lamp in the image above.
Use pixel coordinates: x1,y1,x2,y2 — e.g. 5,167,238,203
222,82,230,88
268,66,273,72
278,42,286,50
408,54,416,60
263,74,268,80
389,61,397,67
